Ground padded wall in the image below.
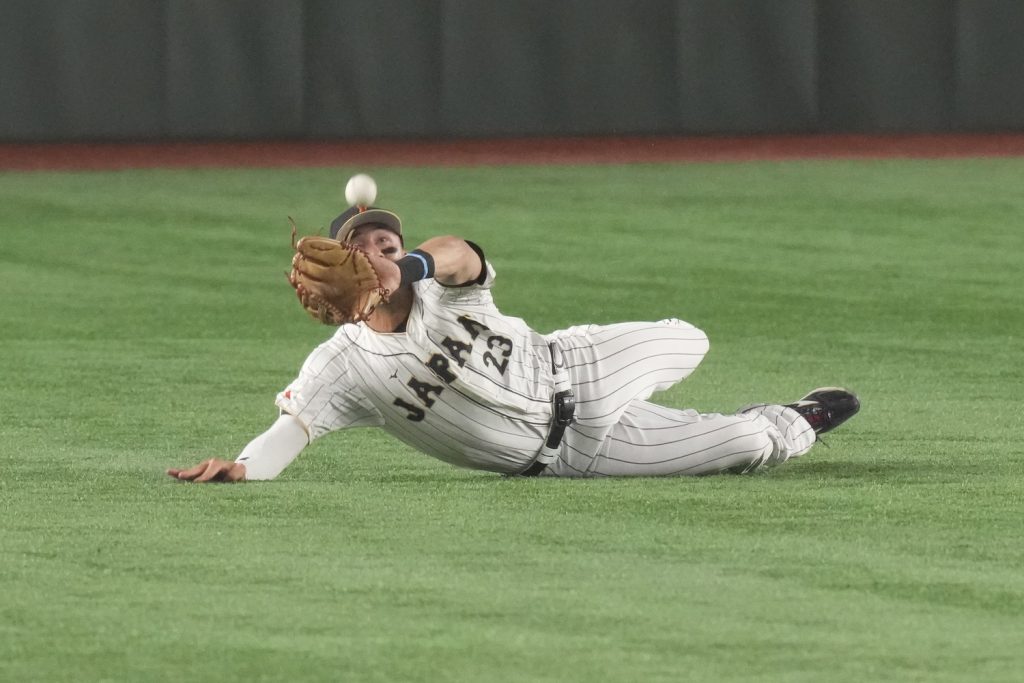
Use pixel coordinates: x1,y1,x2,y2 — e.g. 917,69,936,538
1,0,1021,141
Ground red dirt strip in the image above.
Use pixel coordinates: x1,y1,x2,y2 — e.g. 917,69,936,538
2,134,1023,171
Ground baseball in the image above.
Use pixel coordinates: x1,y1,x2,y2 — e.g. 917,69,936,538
345,174,378,207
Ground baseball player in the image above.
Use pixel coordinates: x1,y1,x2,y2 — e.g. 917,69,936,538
168,199,859,483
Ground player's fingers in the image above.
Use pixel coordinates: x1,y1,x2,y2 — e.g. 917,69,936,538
170,460,214,481
194,460,228,483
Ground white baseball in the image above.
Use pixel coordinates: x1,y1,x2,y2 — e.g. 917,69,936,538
345,174,378,207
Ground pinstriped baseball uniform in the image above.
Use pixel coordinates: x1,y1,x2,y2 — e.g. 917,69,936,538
276,256,815,477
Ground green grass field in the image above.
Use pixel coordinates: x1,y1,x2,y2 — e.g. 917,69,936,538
2,158,1022,682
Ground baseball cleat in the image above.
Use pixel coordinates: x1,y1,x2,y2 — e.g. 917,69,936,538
786,387,860,436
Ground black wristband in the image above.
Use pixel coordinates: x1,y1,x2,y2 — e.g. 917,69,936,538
397,249,435,287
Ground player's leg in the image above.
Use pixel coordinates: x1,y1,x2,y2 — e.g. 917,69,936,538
547,318,710,429
546,399,815,477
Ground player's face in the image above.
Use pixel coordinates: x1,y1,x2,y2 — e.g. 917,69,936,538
348,226,403,261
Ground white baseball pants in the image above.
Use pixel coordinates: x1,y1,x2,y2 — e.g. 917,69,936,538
543,320,815,477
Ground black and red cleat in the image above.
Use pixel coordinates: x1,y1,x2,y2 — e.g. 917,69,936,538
786,387,860,436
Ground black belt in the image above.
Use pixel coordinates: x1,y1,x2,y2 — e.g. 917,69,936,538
521,343,575,477
520,460,549,477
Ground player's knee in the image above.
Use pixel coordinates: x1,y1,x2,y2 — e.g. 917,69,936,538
659,318,710,358
692,326,709,356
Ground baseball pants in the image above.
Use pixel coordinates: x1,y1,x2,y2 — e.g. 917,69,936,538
543,319,815,477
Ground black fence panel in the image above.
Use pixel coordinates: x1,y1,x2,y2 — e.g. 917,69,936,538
1,0,1021,141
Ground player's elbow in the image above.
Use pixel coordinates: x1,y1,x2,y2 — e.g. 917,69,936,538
419,236,483,286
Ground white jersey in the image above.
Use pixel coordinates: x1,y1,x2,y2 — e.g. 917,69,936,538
276,260,556,474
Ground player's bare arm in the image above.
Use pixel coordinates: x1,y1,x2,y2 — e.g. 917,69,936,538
349,228,483,286
410,236,484,286
348,228,484,332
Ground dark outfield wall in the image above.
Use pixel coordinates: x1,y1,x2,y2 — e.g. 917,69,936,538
2,0,1022,142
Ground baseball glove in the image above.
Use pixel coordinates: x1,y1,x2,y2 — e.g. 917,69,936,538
287,220,390,325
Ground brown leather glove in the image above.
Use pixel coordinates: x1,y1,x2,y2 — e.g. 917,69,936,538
287,223,390,325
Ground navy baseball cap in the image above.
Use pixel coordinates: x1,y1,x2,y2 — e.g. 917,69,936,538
329,206,403,243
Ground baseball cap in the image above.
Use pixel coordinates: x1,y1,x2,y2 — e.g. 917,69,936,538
329,206,403,244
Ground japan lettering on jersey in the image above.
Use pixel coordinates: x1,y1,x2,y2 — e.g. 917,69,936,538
275,260,556,474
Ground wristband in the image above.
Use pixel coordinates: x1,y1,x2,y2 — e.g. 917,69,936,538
397,249,435,287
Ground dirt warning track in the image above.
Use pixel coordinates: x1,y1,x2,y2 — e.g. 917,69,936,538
2,133,1023,171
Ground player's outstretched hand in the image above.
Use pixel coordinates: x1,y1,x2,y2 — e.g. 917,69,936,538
167,458,246,483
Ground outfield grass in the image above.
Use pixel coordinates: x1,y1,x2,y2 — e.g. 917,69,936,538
2,159,1022,682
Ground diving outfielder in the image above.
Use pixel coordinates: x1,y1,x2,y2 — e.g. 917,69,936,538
168,189,859,483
